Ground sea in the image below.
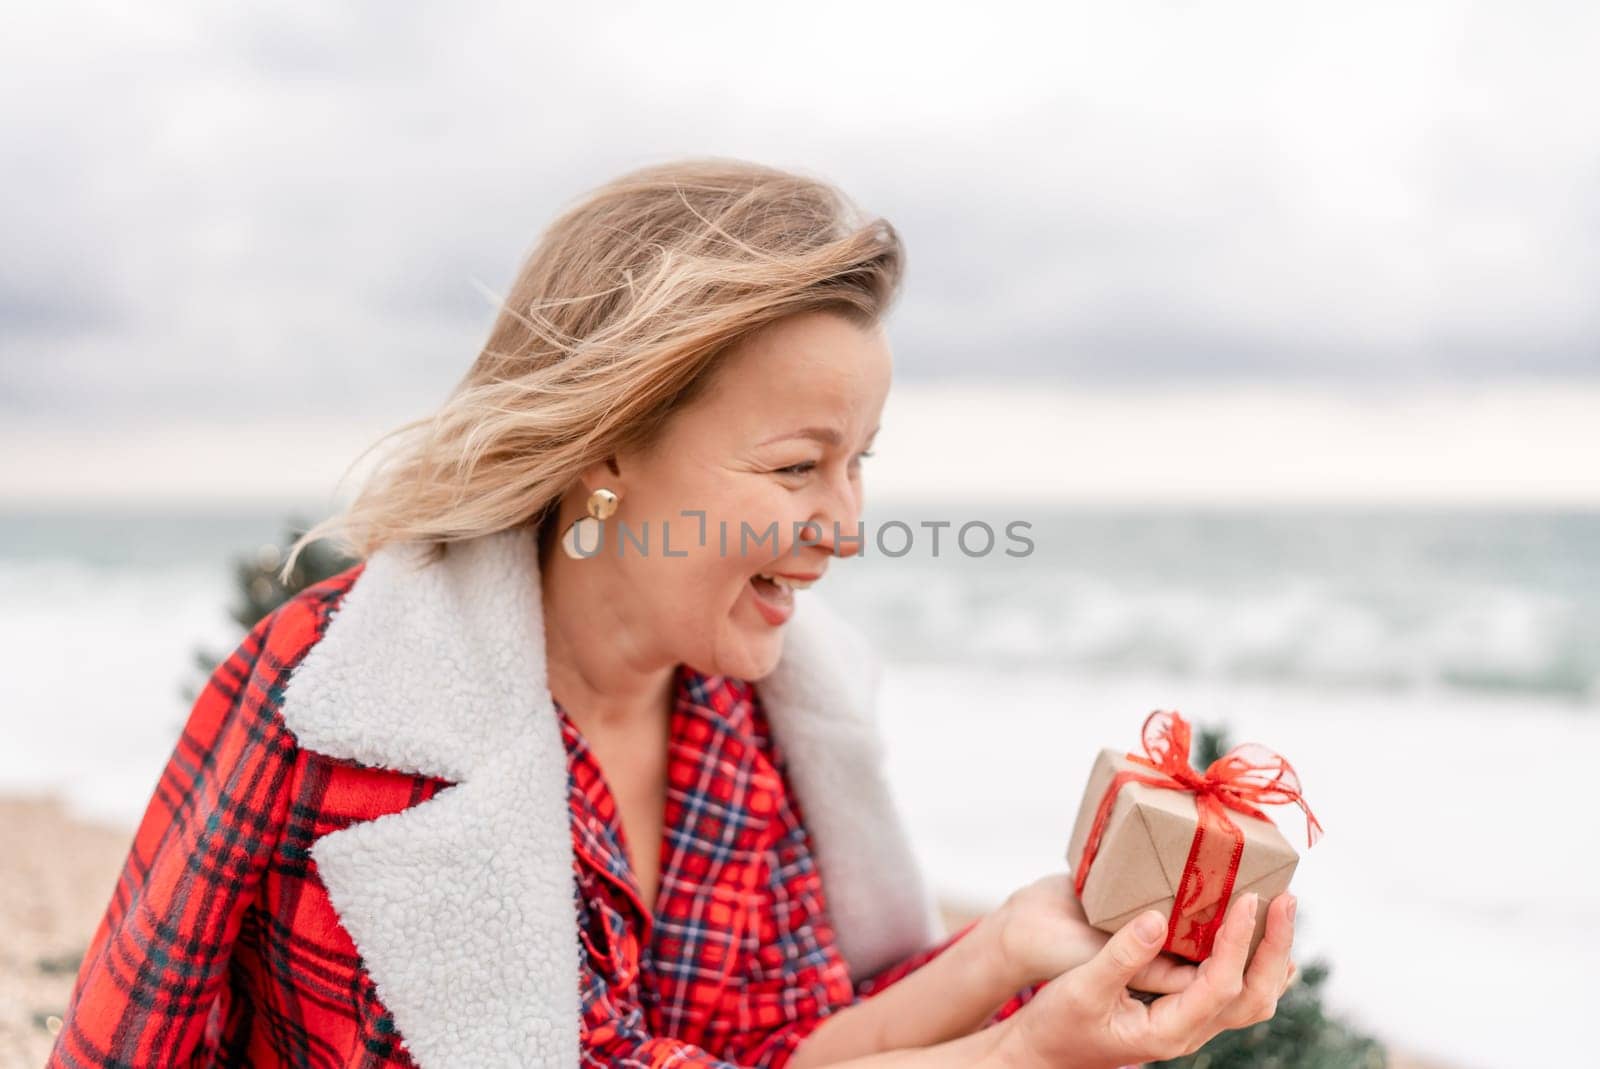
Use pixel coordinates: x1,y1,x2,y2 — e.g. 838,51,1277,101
2,501,1595,1069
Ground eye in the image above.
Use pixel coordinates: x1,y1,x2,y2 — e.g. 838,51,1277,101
774,450,873,478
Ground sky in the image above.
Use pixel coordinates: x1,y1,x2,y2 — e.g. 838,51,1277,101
2,0,1597,503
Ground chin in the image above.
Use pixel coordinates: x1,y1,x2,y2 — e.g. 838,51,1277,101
706,629,785,683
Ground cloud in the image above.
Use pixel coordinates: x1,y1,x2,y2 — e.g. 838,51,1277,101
2,0,1598,432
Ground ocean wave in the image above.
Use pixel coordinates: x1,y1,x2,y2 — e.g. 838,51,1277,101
825,535,1599,705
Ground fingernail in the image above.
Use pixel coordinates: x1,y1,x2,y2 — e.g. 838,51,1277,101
1287,895,1298,922
1135,911,1166,944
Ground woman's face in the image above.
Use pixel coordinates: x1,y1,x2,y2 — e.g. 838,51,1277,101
593,309,891,682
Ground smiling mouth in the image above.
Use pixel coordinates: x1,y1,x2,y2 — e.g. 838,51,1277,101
748,570,820,615
750,575,790,609
752,571,819,593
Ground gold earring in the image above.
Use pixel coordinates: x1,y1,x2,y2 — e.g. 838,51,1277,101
560,487,620,559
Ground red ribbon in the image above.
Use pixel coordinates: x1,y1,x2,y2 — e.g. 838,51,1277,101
1071,710,1324,961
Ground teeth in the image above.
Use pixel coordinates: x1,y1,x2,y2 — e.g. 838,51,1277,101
756,573,816,591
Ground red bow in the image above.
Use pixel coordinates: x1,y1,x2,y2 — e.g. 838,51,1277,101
1072,710,1323,960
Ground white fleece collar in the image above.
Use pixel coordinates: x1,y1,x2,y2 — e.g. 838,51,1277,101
277,525,942,1069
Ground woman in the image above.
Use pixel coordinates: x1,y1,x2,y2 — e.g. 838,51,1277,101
49,159,1297,1068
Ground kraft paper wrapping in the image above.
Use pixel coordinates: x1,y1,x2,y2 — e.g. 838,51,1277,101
1065,748,1299,965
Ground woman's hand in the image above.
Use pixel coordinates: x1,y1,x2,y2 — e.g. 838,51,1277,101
992,889,1298,1069
992,872,1199,995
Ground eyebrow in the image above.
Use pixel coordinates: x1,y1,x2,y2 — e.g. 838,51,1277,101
759,424,880,448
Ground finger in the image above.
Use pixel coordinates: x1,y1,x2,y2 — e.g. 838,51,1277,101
1219,892,1295,1028
1149,892,1257,1037
1069,908,1169,999
1130,954,1200,995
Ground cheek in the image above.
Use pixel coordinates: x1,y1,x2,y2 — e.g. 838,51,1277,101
636,543,751,622
717,488,813,558
640,482,811,605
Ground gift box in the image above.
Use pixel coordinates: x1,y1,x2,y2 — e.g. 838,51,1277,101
1064,710,1323,965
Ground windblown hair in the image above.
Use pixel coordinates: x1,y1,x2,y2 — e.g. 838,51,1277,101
280,157,905,581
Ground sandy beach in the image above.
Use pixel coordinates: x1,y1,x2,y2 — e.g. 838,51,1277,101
0,798,130,1069
2,794,1453,1069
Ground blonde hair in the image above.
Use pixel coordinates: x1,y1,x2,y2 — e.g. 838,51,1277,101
280,157,905,582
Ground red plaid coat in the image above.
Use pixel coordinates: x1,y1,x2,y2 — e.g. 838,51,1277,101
48,528,1041,1069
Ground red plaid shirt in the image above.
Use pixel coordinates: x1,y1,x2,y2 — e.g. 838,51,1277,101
48,566,1040,1069
561,665,1041,1068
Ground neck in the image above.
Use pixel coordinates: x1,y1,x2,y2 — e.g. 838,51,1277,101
536,521,676,735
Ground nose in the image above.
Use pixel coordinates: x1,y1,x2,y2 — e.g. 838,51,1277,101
812,473,865,560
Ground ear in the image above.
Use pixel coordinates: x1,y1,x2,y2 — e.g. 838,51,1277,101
569,456,622,499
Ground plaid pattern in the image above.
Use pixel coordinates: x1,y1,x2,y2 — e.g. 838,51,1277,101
562,663,1043,1068
47,566,452,1068
48,564,1039,1068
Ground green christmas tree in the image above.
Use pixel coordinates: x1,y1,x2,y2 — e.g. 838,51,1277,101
1153,725,1385,1069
